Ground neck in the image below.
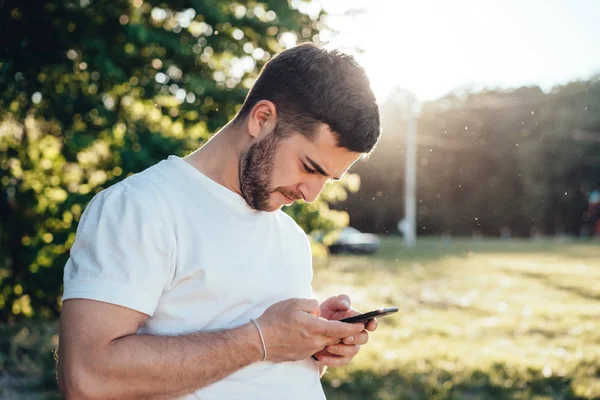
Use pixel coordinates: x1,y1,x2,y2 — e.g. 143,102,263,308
184,120,250,196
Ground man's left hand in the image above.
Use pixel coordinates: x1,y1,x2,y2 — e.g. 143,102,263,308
314,294,377,367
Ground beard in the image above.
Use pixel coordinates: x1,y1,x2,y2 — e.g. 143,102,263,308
239,128,300,211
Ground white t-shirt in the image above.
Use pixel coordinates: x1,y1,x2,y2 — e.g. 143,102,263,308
62,155,325,400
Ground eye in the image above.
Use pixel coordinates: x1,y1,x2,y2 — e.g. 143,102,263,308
302,162,318,174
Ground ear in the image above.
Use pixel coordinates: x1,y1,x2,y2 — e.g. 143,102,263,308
247,100,278,139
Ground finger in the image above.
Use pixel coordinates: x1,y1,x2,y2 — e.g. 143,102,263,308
334,294,351,311
343,330,368,345
318,355,352,367
326,344,360,357
365,318,377,331
293,298,321,316
318,320,365,339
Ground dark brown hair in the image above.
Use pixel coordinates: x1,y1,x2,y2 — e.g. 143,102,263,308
235,43,381,153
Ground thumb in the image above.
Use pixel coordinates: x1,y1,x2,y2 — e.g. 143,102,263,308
294,298,321,316
334,294,351,311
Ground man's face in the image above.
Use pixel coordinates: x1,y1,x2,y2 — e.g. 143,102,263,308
239,123,362,211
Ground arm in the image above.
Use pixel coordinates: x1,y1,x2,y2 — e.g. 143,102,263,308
58,297,366,400
59,187,233,399
58,299,263,400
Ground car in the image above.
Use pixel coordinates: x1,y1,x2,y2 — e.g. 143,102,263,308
328,227,380,254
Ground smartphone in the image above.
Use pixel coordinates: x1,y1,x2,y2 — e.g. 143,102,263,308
310,307,399,361
339,307,398,324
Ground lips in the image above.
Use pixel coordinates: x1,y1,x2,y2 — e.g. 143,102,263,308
278,191,299,204
281,192,295,203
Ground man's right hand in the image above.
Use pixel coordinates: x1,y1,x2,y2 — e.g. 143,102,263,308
256,298,365,363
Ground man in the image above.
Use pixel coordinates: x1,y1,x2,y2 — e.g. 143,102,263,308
58,43,381,399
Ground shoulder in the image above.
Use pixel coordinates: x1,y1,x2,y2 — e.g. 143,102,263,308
78,168,174,242
116,160,173,204
94,160,175,220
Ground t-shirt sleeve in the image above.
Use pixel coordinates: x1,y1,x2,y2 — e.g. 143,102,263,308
62,186,175,316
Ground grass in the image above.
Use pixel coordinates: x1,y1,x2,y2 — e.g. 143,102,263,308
1,237,599,399
314,236,600,399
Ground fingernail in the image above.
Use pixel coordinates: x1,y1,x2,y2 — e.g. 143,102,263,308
347,336,354,343
329,345,338,352
341,300,350,308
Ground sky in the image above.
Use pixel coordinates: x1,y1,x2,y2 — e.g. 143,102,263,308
316,0,600,102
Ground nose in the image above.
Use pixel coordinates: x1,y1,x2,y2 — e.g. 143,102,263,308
297,178,329,203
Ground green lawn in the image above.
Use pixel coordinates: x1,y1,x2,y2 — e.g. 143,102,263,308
2,237,599,399
315,237,600,399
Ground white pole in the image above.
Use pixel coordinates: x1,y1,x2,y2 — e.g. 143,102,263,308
404,114,417,247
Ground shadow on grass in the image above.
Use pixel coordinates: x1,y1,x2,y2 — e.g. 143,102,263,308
323,363,588,400
506,269,600,302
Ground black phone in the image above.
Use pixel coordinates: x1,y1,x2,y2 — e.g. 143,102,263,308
310,307,399,362
339,307,398,324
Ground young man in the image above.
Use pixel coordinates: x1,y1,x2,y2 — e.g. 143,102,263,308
58,43,381,399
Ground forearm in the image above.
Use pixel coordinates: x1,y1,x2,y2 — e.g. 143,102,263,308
63,322,262,400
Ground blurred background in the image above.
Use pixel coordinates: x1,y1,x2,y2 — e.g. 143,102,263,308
1,0,599,398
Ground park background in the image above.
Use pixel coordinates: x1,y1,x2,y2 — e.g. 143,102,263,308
1,0,600,398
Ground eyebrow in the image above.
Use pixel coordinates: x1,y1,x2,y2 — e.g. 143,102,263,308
306,157,341,181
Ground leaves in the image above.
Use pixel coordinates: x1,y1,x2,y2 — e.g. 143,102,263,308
0,0,352,321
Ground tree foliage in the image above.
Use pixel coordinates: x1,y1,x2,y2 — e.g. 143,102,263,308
0,0,356,321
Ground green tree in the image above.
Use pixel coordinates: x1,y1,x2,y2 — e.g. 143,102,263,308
0,0,356,321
